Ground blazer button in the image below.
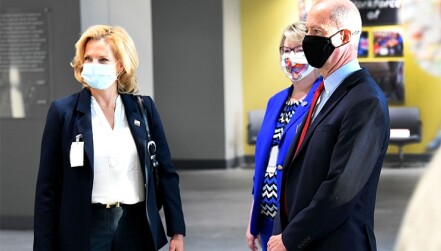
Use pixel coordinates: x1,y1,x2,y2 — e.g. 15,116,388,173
277,165,283,170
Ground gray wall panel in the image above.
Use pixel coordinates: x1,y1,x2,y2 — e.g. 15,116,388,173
0,0,81,229
152,0,225,163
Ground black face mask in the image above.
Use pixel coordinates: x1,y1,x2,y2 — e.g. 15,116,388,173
302,30,345,68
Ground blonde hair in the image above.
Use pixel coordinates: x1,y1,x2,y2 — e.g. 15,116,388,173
71,25,139,93
279,21,308,50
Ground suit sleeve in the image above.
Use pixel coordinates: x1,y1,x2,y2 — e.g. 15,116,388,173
146,97,186,237
281,96,389,249
34,102,63,251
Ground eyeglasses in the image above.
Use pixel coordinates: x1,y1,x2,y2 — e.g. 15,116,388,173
279,46,304,55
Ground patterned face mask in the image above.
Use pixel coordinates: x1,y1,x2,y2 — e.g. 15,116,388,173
280,51,314,82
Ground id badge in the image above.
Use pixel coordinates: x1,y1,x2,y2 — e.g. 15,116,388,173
265,146,279,174
70,135,84,167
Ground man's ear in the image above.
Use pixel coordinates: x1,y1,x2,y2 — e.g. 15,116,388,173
341,29,352,44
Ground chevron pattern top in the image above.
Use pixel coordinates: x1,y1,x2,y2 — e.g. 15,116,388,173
272,99,302,146
260,99,302,219
260,171,278,218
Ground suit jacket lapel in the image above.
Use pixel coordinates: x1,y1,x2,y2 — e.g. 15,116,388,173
272,88,291,129
293,70,364,159
282,102,307,139
126,95,164,230
310,70,364,130
72,90,148,182
260,88,291,151
281,78,322,143
75,88,94,169
121,94,148,179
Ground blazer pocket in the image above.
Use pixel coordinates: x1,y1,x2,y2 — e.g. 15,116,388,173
315,124,337,133
309,124,339,153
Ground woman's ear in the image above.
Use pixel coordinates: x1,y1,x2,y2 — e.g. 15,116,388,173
116,60,124,74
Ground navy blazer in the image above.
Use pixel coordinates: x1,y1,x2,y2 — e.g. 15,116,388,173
274,69,390,250
250,77,322,236
34,88,185,251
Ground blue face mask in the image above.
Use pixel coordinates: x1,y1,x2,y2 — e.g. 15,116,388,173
81,63,117,90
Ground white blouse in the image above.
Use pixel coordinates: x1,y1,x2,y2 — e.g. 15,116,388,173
90,95,145,205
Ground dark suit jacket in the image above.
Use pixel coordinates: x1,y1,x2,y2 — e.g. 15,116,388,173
273,69,390,251
34,88,185,251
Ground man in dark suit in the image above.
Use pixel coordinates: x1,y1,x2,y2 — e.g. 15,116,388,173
268,0,390,250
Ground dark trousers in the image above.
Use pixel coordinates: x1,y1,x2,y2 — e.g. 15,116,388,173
90,202,154,251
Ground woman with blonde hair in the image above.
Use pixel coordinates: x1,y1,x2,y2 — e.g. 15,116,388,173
34,25,185,251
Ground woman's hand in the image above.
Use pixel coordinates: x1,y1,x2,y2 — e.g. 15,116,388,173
169,234,184,251
246,223,258,250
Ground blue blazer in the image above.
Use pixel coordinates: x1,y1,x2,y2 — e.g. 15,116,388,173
34,88,185,251
250,77,323,236
274,69,390,250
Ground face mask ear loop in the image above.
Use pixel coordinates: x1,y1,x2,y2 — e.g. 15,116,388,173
333,29,352,48
115,61,123,88
115,60,122,79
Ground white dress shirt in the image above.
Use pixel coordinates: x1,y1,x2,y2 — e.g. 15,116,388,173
91,95,144,204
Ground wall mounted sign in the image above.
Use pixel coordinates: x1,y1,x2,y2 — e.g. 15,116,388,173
351,0,402,26
0,8,52,118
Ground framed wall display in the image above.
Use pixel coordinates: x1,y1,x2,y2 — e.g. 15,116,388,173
351,0,401,26
373,30,404,57
358,31,369,57
360,61,405,103
0,8,52,119
298,0,314,21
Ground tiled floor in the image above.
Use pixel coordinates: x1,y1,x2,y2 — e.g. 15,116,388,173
0,166,424,251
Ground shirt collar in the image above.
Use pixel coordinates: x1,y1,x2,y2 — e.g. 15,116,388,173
323,59,361,94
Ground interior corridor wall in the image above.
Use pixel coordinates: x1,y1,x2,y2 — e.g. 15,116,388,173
85,0,244,168
241,0,299,157
152,0,230,168
240,0,441,157
223,0,245,167
79,0,154,97
0,0,81,228
0,0,242,229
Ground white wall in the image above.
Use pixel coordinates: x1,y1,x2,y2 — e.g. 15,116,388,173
80,0,154,97
223,0,244,165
